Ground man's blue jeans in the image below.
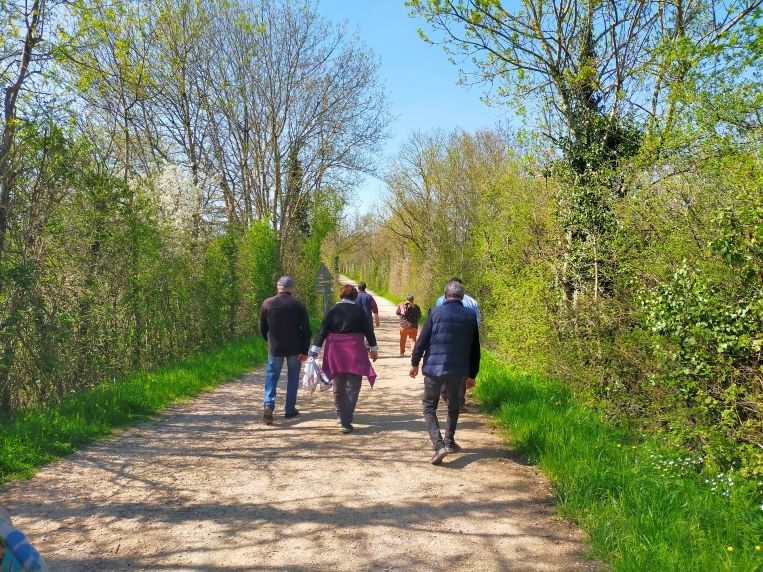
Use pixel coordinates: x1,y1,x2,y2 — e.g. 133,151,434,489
264,354,300,415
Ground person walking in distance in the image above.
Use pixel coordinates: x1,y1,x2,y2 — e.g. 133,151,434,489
355,282,380,331
259,276,311,425
396,294,421,357
410,279,480,465
435,277,479,413
310,284,378,434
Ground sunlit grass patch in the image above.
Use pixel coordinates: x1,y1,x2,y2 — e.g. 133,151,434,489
474,353,763,571
0,336,266,485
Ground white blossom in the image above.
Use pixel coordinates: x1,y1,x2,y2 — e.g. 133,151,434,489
154,163,200,231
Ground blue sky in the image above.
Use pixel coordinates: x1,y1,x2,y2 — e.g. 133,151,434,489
315,0,511,212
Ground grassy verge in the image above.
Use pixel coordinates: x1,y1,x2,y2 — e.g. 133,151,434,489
474,353,763,571
0,336,267,485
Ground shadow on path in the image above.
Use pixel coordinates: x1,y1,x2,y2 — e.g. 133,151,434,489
2,279,599,571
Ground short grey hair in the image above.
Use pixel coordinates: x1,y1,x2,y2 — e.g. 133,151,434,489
444,280,465,299
277,276,294,289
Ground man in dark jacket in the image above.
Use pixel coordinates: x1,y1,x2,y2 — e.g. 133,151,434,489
355,282,381,330
259,276,311,425
409,279,480,465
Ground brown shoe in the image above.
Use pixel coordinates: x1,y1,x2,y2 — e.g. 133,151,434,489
263,406,274,425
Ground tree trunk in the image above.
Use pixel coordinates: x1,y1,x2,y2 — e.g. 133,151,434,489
0,0,42,260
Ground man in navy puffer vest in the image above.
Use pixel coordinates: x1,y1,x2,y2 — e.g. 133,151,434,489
409,279,480,465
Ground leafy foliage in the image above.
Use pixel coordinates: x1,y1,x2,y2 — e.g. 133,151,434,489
388,1,763,479
0,0,365,414
642,194,763,476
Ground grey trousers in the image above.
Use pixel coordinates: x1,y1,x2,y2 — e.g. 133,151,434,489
423,374,462,451
440,377,466,407
333,373,362,427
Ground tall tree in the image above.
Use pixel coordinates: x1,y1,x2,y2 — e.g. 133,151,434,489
206,0,390,242
149,0,216,238
0,0,55,260
63,1,158,184
0,0,73,411
408,0,763,301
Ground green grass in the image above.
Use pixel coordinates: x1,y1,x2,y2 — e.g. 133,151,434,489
474,353,763,571
0,336,267,485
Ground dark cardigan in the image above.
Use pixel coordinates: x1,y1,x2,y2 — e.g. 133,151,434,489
313,300,377,350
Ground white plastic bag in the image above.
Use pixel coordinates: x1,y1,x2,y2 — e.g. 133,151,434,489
317,369,331,391
302,356,319,392
302,356,332,393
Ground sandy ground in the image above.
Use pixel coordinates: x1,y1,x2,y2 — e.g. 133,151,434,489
2,281,599,571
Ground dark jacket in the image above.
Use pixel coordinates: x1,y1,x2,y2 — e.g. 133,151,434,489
355,290,376,321
411,299,480,378
259,292,311,357
313,300,377,350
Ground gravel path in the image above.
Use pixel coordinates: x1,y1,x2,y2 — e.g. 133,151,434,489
2,282,597,571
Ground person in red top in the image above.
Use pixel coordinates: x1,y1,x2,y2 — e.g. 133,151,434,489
396,294,421,356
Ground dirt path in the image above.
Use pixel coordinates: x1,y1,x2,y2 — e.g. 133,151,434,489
2,281,597,571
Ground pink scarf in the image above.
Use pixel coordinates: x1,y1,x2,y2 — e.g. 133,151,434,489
322,332,377,387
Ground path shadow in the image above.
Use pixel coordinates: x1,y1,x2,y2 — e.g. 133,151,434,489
3,279,601,572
